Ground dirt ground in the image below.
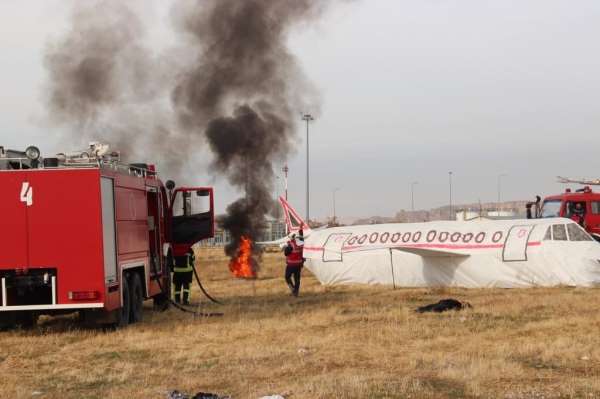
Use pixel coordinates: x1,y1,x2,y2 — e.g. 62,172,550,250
1,249,600,399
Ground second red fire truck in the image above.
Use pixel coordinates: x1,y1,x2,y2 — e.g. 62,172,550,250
527,177,600,241
0,143,215,328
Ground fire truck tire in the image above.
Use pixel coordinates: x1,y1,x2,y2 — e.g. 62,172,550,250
130,273,144,323
14,311,38,329
116,276,131,328
0,313,16,330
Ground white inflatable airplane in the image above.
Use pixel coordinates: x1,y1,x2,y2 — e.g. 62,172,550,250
277,197,600,288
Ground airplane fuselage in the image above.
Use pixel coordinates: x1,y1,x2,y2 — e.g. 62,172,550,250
301,218,600,288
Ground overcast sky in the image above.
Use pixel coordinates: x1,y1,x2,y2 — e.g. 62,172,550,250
1,1,599,219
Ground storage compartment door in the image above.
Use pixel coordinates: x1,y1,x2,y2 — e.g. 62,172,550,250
101,178,117,284
0,171,29,268
27,169,105,303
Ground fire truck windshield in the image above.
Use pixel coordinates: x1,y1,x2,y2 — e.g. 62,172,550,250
541,200,561,218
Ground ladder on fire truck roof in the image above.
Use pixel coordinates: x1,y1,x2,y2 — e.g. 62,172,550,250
0,143,157,178
557,176,600,186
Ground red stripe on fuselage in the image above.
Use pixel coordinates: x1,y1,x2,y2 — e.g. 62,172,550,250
303,241,542,252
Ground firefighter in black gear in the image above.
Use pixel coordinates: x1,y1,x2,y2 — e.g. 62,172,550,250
571,202,586,227
173,248,194,305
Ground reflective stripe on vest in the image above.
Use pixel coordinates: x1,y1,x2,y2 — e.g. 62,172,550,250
174,254,194,273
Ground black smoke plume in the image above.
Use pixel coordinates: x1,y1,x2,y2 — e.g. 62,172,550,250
45,0,330,274
171,1,324,271
44,1,189,173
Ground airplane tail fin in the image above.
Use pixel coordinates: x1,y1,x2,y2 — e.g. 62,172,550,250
279,196,311,236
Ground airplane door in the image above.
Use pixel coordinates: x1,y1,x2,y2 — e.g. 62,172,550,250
503,225,535,262
322,233,352,262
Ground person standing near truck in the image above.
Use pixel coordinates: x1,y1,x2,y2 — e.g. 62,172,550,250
284,230,304,297
570,202,586,227
173,248,195,305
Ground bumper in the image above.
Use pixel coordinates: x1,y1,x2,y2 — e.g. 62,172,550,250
1,276,104,312
0,303,104,312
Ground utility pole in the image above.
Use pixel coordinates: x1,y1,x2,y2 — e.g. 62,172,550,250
302,114,314,223
411,181,418,212
497,173,507,213
274,175,281,204
282,164,289,201
333,187,341,225
448,171,453,220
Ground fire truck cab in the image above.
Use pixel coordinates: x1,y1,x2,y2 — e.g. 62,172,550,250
537,186,600,241
0,144,214,328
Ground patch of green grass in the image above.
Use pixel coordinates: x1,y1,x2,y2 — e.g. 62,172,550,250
91,348,153,362
194,359,219,370
425,377,469,399
92,350,122,361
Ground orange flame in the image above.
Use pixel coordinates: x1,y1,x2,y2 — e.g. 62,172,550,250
229,236,256,278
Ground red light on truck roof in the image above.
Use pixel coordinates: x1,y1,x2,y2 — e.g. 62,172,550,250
565,188,571,193
68,291,100,301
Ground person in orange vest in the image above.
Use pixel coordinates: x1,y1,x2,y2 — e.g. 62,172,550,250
284,230,304,297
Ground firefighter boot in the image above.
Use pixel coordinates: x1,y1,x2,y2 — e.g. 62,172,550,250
182,284,191,306
173,283,182,304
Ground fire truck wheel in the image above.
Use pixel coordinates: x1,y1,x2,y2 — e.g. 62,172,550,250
116,276,131,328
130,273,144,324
0,313,15,330
14,311,38,329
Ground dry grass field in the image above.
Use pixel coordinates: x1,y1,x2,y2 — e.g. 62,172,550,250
1,249,600,399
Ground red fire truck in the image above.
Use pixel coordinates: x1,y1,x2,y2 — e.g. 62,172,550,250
528,180,600,241
0,144,214,328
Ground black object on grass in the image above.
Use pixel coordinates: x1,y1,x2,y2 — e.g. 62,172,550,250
416,298,472,313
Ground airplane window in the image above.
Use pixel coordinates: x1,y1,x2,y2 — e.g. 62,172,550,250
567,223,593,241
552,224,567,241
543,227,551,241
541,200,561,218
592,201,600,215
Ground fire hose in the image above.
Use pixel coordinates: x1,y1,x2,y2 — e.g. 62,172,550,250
154,262,223,317
192,262,223,305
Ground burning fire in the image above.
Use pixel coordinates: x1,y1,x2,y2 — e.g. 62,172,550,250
229,236,256,278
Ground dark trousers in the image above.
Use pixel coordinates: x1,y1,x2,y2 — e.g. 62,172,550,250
285,265,301,296
173,271,193,304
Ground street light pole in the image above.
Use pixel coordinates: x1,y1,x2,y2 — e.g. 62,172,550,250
497,173,507,213
411,181,418,212
449,171,453,220
333,187,340,224
302,114,314,223
282,164,289,201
